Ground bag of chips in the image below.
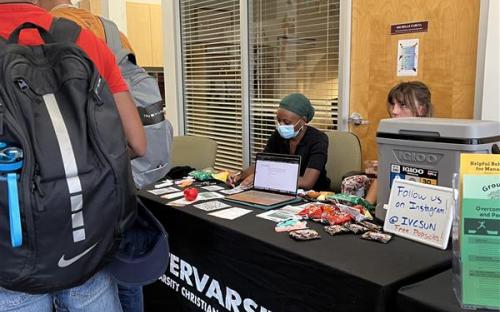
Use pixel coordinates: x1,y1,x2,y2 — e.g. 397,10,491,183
322,210,352,225
326,193,375,212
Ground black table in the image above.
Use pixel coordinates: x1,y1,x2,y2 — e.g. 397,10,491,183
397,269,497,312
140,188,452,312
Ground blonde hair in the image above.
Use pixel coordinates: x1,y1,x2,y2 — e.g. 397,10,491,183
387,81,433,117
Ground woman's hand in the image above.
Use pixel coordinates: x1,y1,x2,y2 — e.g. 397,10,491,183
227,172,242,188
239,174,254,188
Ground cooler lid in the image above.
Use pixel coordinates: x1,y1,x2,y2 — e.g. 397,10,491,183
377,118,500,143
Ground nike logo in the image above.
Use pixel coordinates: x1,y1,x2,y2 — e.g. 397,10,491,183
58,243,98,268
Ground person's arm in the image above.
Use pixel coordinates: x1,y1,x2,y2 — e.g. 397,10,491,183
365,179,378,205
298,168,321,190
113,92,146,158
227,165,255,187
299,131,329,190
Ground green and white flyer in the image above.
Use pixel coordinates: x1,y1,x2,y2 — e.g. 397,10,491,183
458,154,500,309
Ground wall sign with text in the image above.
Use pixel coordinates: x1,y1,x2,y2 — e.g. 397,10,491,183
384,178,453,249
391,21,429,35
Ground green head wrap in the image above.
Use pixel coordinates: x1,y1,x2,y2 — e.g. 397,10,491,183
279,93,315,122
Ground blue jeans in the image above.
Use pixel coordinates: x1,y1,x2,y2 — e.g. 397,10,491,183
117,285,143,312
0,270,122,312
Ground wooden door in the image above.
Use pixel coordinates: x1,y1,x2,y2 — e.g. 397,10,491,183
349,0,480,161
126,2,163,67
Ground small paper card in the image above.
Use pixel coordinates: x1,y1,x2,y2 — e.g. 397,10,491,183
208,208,252,220
197,192,225,201
161,191,184,200
169,197,198,207
154,180,174,188
194,200,230,212
257,209,297,222
148,187,179,196
220,187,246,195
201,185,225,192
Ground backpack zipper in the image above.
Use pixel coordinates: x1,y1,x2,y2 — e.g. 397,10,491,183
88,75,126,237
13,79,45,210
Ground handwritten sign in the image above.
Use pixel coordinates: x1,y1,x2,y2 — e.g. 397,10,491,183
384,179,453,249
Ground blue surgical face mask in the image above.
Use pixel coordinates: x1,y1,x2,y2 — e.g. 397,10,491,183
276,120,302,139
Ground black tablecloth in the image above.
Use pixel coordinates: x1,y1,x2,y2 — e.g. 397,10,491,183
140,188,452,312
397,269,497,312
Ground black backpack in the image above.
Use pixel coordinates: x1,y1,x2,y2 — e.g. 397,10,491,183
0,19,137,293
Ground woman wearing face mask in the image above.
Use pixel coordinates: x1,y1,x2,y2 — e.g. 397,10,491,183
228,93,331,190
342,81,433,204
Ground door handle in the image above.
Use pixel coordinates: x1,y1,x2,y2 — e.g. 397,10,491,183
348,112,369,125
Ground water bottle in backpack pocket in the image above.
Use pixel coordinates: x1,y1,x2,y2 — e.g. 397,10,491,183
0,143,23,248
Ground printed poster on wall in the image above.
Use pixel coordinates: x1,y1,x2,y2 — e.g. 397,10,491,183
397,39,419,76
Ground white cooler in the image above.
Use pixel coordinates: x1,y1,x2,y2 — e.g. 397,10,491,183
375,118,500,221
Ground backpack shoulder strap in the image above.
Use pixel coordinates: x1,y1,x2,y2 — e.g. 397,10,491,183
99,16,137,64
98,16,137,65
98,16,123,55
49,17,81,43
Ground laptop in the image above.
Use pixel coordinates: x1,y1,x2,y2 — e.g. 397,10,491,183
224,153,302,210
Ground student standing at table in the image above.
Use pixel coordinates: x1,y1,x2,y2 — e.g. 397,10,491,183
342,81,434,204
228,93,331,191
35,1,148,312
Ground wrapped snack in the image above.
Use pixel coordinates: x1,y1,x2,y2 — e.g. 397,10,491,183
275,219,308,233
326,193,375,212
341,174,372,197
289,229,320,241
361,231,392,243
212,171,229,183
352,204,374,221
324,225,350,236
176,177,194,188
337,203,367,222
323,210,352,225
189,170,214,181
317,191,334,201
305,190,321,199
297,204,324,220
358,220,382,232
343,222,368,234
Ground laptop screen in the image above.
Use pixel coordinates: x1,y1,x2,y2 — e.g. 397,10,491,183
253,153,301,195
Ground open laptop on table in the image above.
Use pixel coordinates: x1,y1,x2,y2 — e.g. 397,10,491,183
224,153,302,210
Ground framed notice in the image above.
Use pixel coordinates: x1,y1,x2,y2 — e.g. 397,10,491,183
397,39,419,76
384,178,453,249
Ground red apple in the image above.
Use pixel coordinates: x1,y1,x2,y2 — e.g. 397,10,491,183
183,187,198,201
